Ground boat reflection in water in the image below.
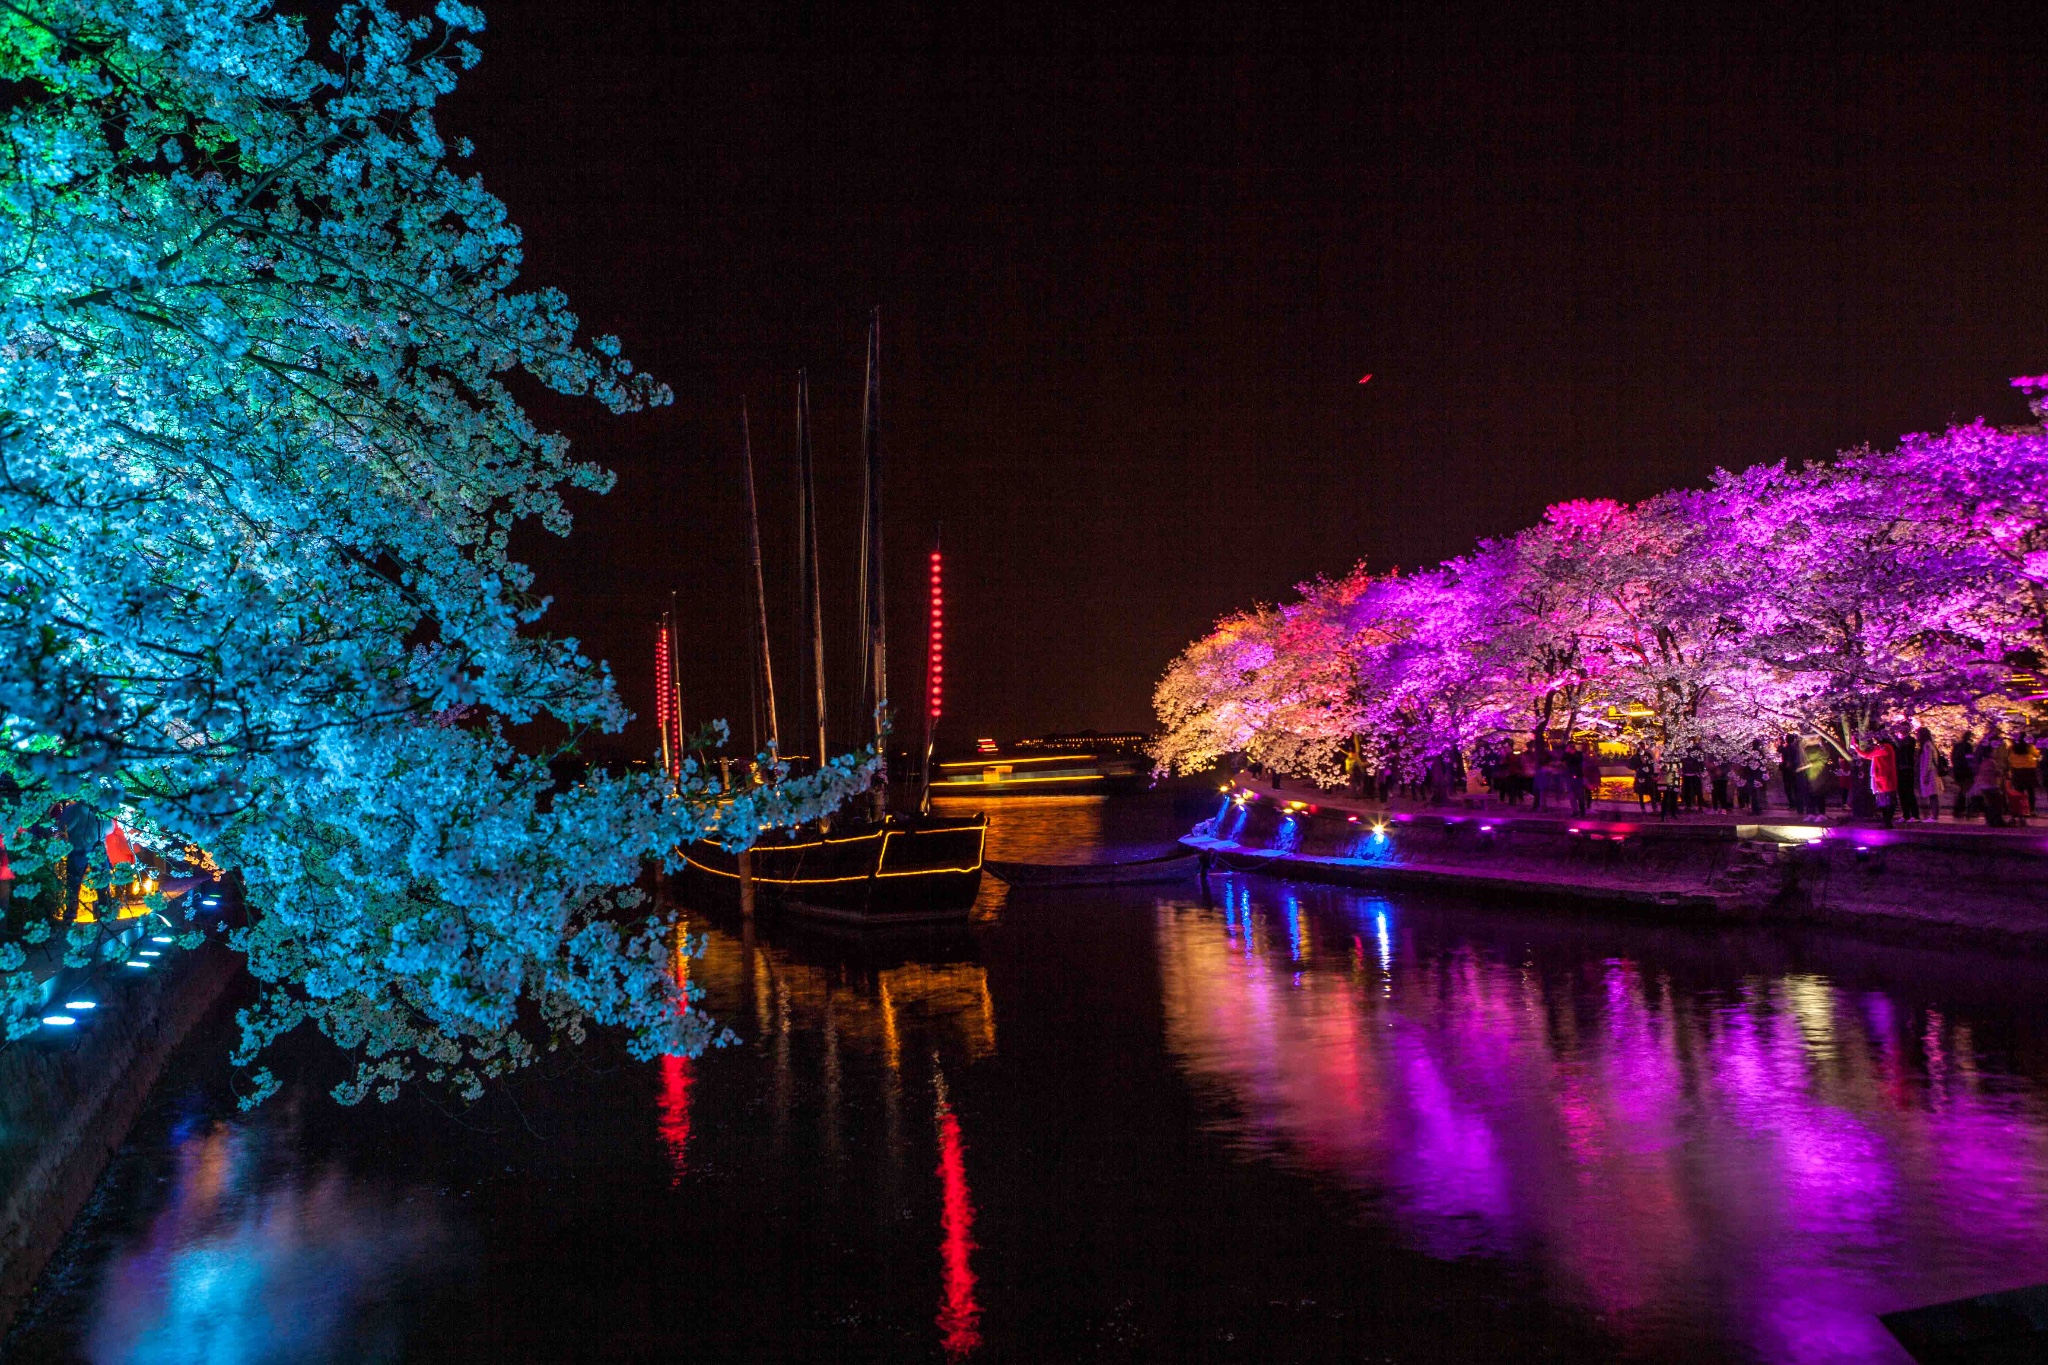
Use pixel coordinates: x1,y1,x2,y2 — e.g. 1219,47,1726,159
680,905,994,1354
1158,879,2048,1363
78,1120,453,1364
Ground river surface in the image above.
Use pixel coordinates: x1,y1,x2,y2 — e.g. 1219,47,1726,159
11,793,2048,1362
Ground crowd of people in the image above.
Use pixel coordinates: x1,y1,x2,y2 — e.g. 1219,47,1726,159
1313,723,2044,829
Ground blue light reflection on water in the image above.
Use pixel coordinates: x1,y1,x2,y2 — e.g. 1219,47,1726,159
78,1123,451,1365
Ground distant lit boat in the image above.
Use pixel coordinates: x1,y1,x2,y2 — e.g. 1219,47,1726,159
682,813,987,924
929,749,1150,797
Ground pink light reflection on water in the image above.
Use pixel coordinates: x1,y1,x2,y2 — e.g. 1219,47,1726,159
1156,898,2048,1363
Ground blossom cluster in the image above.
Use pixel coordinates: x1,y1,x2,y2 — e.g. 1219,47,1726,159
0,0,873,1102
1154,382,2048,782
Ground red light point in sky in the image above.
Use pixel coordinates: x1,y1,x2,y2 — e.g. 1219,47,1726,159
1358,373,1372,384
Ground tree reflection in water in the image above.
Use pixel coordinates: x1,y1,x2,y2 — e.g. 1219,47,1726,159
1158,880,2048,1363
83,1122,451,1364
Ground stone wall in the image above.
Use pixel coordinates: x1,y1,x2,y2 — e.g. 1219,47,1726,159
0,943,242,1332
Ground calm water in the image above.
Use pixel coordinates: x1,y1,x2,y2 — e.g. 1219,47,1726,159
11,793,2048,1362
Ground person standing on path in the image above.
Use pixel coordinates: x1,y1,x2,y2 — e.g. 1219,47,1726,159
1778,734,1801,812
1971,726,2010,827
1563,742,1592,816
1892,726,1920,821
1951,731,1977,819
2010,734,2039,817
1633,752,1658,813
1855,732,1898,828
1803,741,1830,818
1680,749,1706,813
58,796,101,922
1915,726,1942,821
1747,747,1772,817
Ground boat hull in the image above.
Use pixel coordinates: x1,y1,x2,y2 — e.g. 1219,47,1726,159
680,814,987,924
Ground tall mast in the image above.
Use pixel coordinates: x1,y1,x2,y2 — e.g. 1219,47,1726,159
858,308,888,813
921,528,944,813
741,400,778,756
655,617,675,784
797,369,827,770
656,596,683,787
669,592,684,771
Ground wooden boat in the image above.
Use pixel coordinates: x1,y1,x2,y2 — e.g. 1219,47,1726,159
674,311,985,924
682,812,987,923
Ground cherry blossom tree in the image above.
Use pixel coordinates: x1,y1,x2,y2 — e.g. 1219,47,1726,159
1155,382,2048,783
0,0,873,1104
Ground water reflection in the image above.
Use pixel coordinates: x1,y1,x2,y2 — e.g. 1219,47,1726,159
34,795,2048,1362
682,914,998,1357
689,923,997,1073
83,1120,450,1364
655,1055,692,1182
935,794,1106,865
933,1062,982,1360
1159,882,2048,1362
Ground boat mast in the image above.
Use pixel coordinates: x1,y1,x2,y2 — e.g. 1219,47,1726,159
921,527,943,813
655,616,675,784
797,369,828,772
858,308,888,815
741,400,779,757
656,594,684,788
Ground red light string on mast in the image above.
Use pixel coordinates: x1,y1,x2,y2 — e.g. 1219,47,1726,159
655,620,679,786
921,542,943,810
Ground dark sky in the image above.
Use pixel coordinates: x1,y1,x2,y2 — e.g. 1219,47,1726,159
444,0,2048,761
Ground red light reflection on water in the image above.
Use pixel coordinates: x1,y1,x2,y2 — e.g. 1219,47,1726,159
934,1077,982,1359
658,922,694,1182
658,1054,693,1182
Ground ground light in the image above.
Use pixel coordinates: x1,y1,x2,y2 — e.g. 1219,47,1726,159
40,1015,75,1027
151,935,173,944
63,1000,96,1011
123,961,149,969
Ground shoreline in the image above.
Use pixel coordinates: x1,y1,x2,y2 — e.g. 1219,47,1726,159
1185,781,2048,951
0,943,242,1334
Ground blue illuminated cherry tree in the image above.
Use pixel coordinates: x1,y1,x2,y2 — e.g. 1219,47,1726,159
0,0,872,1103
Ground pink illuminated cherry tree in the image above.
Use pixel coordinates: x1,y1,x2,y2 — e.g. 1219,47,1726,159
1154,380,2048,779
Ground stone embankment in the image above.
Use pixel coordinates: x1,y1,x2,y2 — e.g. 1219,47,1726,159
0,941,241,1333
1183,781,2048,948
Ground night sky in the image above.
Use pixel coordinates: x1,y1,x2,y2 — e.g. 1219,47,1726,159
443,1,2048,761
